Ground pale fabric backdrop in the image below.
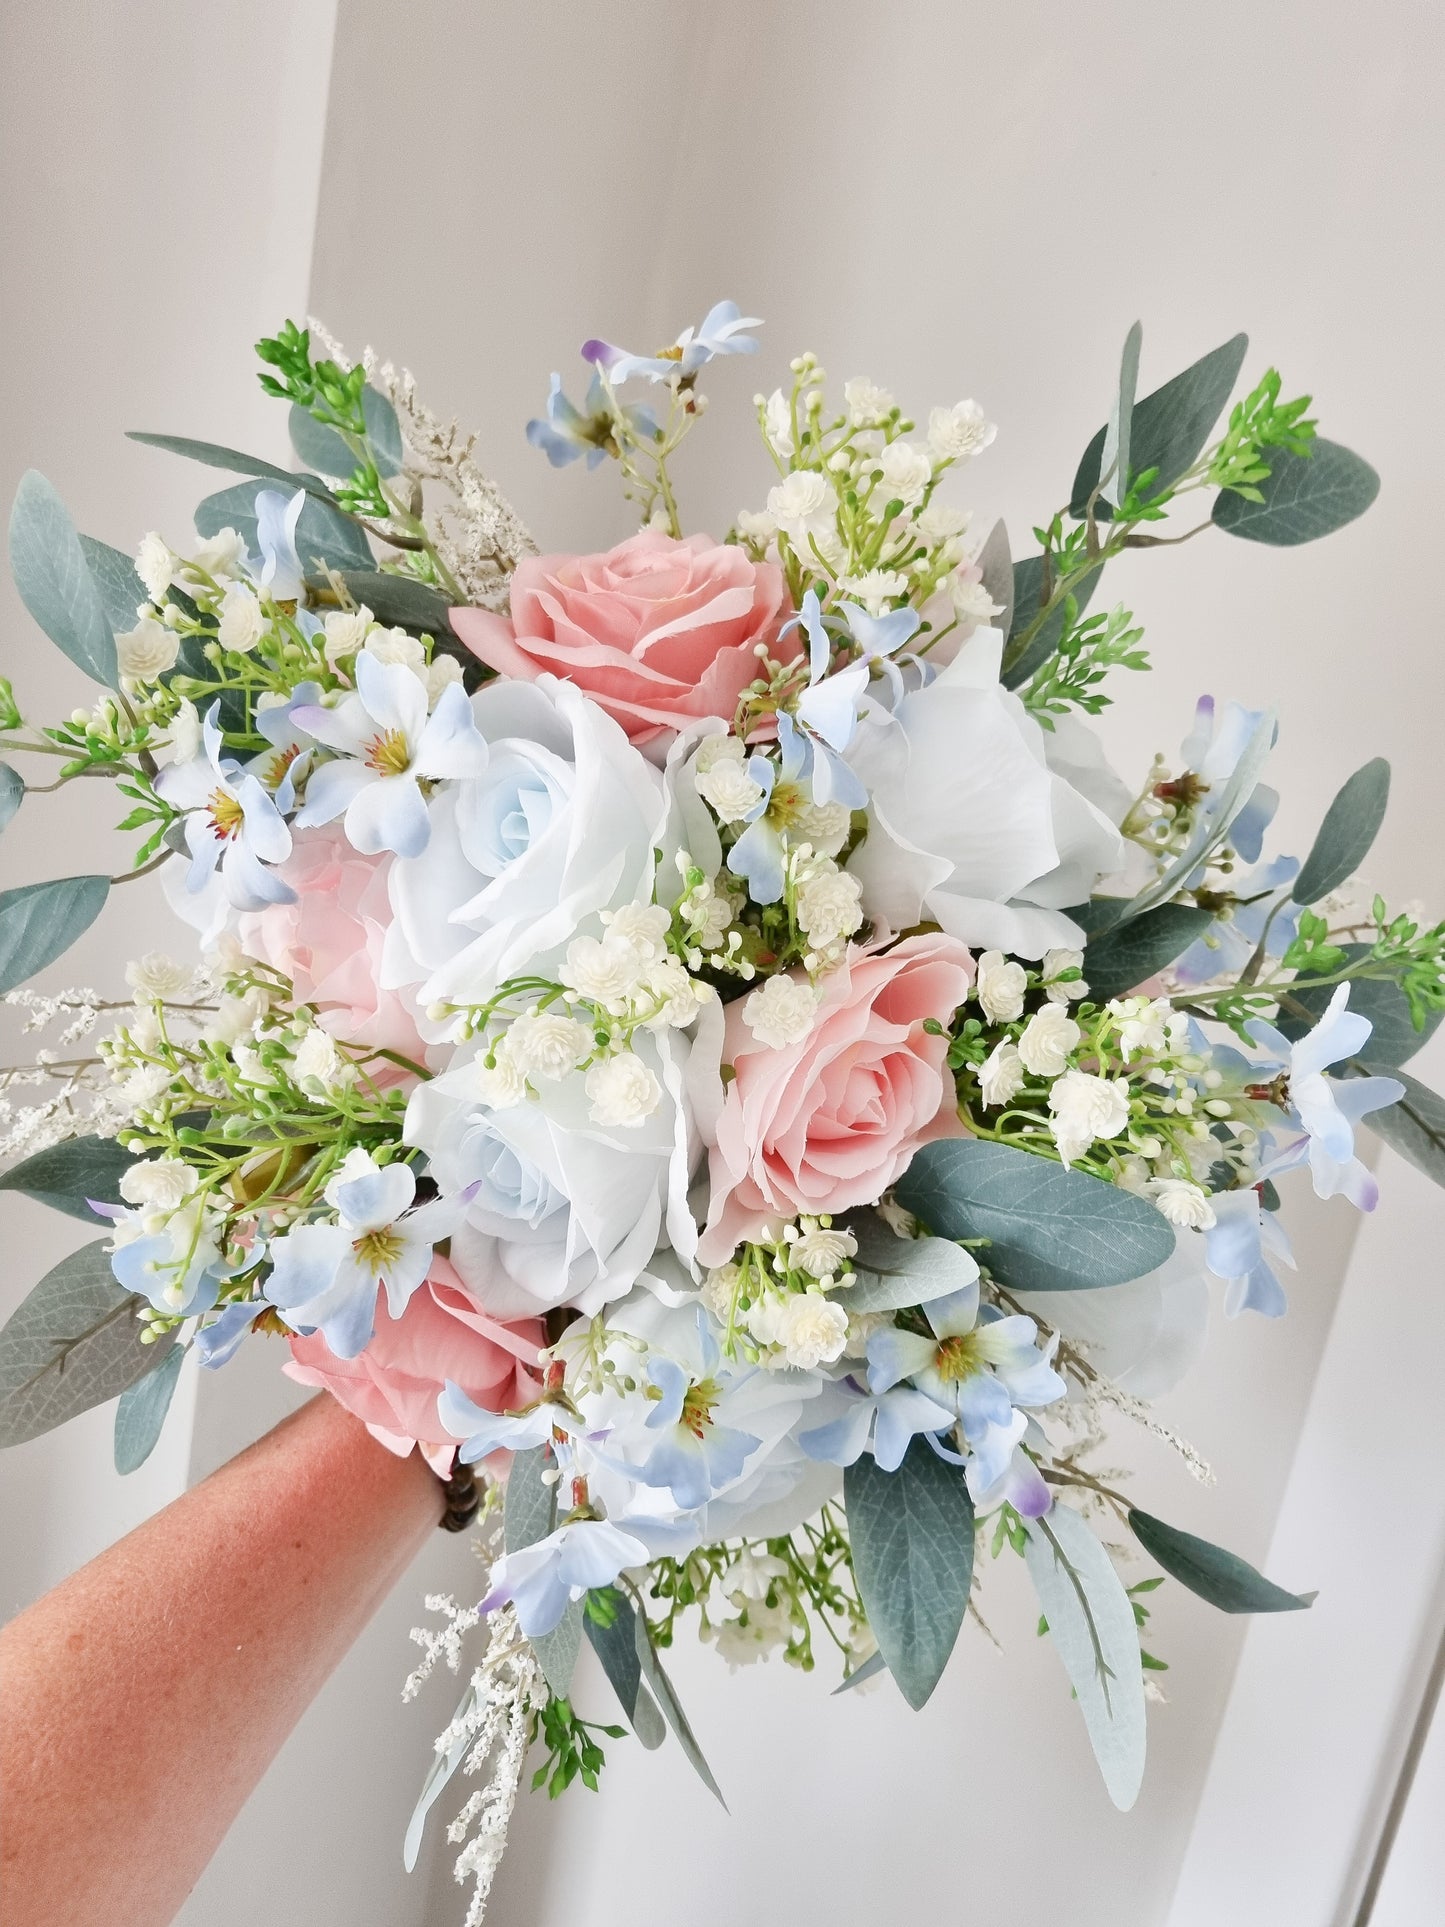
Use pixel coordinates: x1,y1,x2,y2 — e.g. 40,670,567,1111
2,3,1443,1923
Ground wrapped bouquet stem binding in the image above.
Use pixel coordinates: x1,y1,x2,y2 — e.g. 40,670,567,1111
2,298,1437,1916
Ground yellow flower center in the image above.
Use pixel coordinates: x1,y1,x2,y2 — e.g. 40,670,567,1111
261,743,302,791
680,1378,721,1439
352,1225,404,1275
365,728,412,777
932,1332,988,1383
207,786,245,839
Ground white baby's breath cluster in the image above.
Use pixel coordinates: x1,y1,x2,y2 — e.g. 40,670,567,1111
702,1215,858,1368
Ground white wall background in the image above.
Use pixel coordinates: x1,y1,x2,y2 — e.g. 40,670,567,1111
3,2,1444,1923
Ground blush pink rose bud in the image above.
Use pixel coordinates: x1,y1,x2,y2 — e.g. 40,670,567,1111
697,934,977,1266
284,1256,544,1475
238,824,429,1073
449,529,798,747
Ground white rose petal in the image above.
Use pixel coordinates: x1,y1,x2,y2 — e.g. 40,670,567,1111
975,950,1028,1023
978,1039,1026,1108
585,1051,662,1128
1017,1005,1081,1078
744,973,818,1048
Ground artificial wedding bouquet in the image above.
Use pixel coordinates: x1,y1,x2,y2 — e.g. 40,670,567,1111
2,298,1438,1918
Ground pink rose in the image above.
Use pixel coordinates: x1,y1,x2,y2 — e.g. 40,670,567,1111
238,824,428,1070
450,529,797,746
697,935,977,1265
284,1256,544,1474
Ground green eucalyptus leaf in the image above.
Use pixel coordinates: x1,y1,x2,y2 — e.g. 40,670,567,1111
844,1438,975,1710
0,762,22,833
1129,1508,1315,1613
1024,1505,1146,1810
584,1594,666,1747
403,1676,477,1873
288,387,402,479
1001,553,1103,687
0,1240,170,1447
1213,438,1380,545
504,1443,582,1697
77,535,148,633
1099,321,1143,510
831,1648,889,1695
1278,947,1442,1067
127,432,337,503
0,875,110,995
1082,904,1214,1002
1360,1070,1445,1188
1291,758,1390,906
194,481,373,574
113,1341,185,1473
632,1610,727,1805
9,472,119,687
895,1140,1175,1291
1071,332,1250,518
305,570,454,637
974,519,1013,638
0,1134,134,1220
844,1218,980,1313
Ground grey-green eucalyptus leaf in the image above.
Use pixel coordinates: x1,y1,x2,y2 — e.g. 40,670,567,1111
584,1595,666,1747
194,480,373,574
843,1217,980,1313
113,1341,186,1473
403,1676,477,1873
1213,438,1379,545
1071,333,1249,518
305,570,454,637
1278,949,1442,1067
831,1648,888,1695
0,1133,134,1220
1129,1508,1314,1613
1099,321,1142,509
504,1443,582,1697
9,472,119,687
844,1438,974,1710
77,535,148,633
1291,757,1390,905
0,1240,170,1448
632,1609,727,1805
895,1140,1175,1291
1000,553,1103,687
1082,903,1214,1002
1359,1070,1445,1188
0,762,21,833
1025,1504,1146,1810
127,432,336,501
0,875,110,995
974,519,1013,638
288,387,403,479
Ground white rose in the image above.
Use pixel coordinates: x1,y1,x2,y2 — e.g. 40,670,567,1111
388,678,664,1013
795,867,863,946
1042,947,1088,1003
135,532,174,602
1109,995,1171,1061
585,1051,662,1127
561,932,644,1008
190,527,249,579
762,388,794,456
217,584,265,654
926,400,997,464
696,758,766,824
125,953,192,1001
978,1039,1026,1108
846,628,1124,960
875,441,933,507
975,950,1027,1022
767,469,834,546
776,1294,849,1369
744,974,818,1048
116,616,179,684
1017,1005,1081,1078
1047,1068,1132,1165
507,1009,594,1080
426,654,465,706
322,605,374,664
119,1156,198,1210
843,378,895,427
1150,1179,1217,1230
789,1223,857,1279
